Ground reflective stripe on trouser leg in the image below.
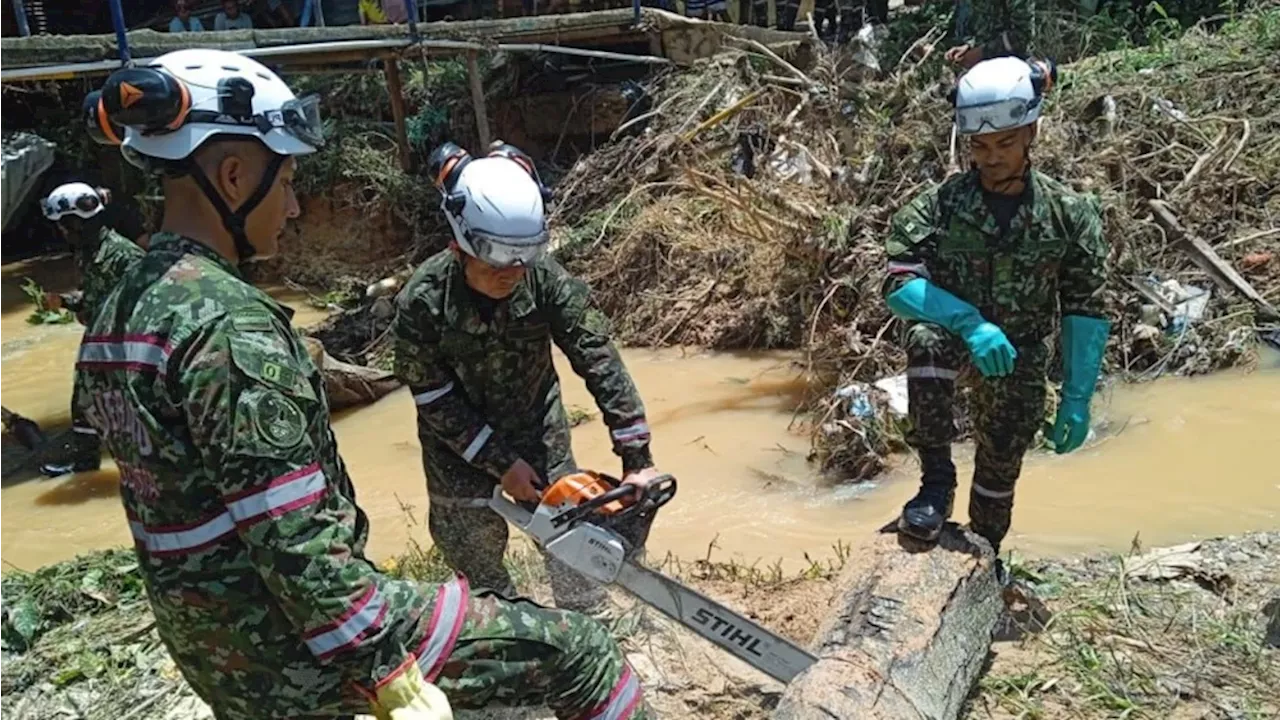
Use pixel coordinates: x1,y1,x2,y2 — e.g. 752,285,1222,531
435,593,650,719
904,322,964,449
968,346,1048,549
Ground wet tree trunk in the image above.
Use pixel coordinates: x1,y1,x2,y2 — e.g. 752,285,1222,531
773,525,1002,720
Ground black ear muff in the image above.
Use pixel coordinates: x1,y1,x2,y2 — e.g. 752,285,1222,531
84,90,125,146
101,66,192,133
427,142,471,195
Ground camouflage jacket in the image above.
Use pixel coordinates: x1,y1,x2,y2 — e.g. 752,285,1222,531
65,221,145,324
73,233,468,719
883,169,1108,346
955,0,1036,59
391,251,652,485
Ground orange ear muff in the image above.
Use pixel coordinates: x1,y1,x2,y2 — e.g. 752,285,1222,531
97,97,123,144
84,90,124,146
427,141,472,194
100,67,192,134
166,80,192,131
436,155,463,189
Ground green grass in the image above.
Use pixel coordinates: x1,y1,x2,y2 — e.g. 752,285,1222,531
974,552,1278,719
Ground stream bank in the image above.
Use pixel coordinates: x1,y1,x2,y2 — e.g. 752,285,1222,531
3,531,1276,720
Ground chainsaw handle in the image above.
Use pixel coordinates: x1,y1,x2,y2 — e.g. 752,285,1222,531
635,474,677,514
550,473,678,529
551,484,636,528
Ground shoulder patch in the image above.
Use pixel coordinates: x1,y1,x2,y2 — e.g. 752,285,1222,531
252,389,307,448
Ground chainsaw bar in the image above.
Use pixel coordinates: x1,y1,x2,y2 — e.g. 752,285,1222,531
613,560,817,683
487,485,817,684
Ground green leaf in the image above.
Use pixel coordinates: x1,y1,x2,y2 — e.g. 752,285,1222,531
9,598,43,646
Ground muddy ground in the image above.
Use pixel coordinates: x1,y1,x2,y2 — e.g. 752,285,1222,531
3,531,1276,720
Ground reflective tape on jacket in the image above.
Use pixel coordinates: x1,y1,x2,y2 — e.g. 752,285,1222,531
225,463,329,528
77,334,172,373
587,664,643,720
128,511,236,556
611,420,650,443
303,585,389,660
413,382,454,407
416,575,470,681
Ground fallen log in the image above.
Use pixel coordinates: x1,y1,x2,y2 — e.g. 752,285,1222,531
302,337,401,412
773,524,1002,720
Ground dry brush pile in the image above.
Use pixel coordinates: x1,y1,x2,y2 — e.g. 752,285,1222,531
553,8,1280,481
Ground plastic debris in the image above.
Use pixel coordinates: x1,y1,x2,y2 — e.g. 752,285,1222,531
833,383,875,419
873,374,909,417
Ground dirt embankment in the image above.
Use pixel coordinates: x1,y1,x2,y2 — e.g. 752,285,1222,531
3,532,1276,720
547,8,1280,481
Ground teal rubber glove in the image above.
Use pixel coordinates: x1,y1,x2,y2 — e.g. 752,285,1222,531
886,277,1017,377
1050,314,1111,454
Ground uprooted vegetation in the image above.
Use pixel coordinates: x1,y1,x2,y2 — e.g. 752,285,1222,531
553,6,1280,480
3,531,1276,720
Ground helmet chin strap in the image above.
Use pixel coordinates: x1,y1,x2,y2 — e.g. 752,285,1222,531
184,152,288,262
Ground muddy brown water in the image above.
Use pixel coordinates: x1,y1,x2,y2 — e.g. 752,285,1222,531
3,257,1278,572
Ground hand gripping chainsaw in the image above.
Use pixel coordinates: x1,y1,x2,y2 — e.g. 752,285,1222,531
489,471,817,683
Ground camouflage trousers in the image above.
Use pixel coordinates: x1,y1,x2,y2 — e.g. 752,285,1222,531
206,588,649,720
422,443,609,614
437,589,649,717
904,322,1048,549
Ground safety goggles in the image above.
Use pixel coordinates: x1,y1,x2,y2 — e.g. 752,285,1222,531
41,194,100,221
185,93,325,148
468,228,549,269
955,96,1038,135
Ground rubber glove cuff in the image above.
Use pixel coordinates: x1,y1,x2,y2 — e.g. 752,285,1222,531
1060,315,1111,401
886,277,984,335
373,660,454,720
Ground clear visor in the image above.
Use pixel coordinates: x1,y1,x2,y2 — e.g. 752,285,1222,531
955,97,1034,135
469,229,549,269
265,94,325,148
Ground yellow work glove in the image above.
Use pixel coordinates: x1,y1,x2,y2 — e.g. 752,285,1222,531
371,661,453,720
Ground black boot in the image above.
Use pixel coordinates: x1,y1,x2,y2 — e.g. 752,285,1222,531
39,428,101,477
898,446,956,542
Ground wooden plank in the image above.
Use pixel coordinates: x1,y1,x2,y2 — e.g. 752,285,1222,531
384,57,412,172
773,525,1002,720
1148,199,1278,316
1,8,809,70
467,49,492,150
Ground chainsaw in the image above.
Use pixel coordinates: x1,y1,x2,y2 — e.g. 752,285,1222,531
488,471,818,684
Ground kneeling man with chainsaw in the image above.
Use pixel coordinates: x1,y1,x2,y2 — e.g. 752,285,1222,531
392,141,662,615
883,56,1110,569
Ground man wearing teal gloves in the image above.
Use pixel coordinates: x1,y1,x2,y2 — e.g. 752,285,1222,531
881,56,1110,564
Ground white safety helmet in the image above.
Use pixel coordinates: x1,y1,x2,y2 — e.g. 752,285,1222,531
428,142,550,269
86,48,321,165
42,182,104,222
85,48,323,260
953,56,1056,136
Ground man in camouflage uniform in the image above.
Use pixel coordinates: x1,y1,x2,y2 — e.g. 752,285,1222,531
947,0,1036,68
75,48,649,720
392,141,661,617
39,181,145,477
882,57,1110,567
